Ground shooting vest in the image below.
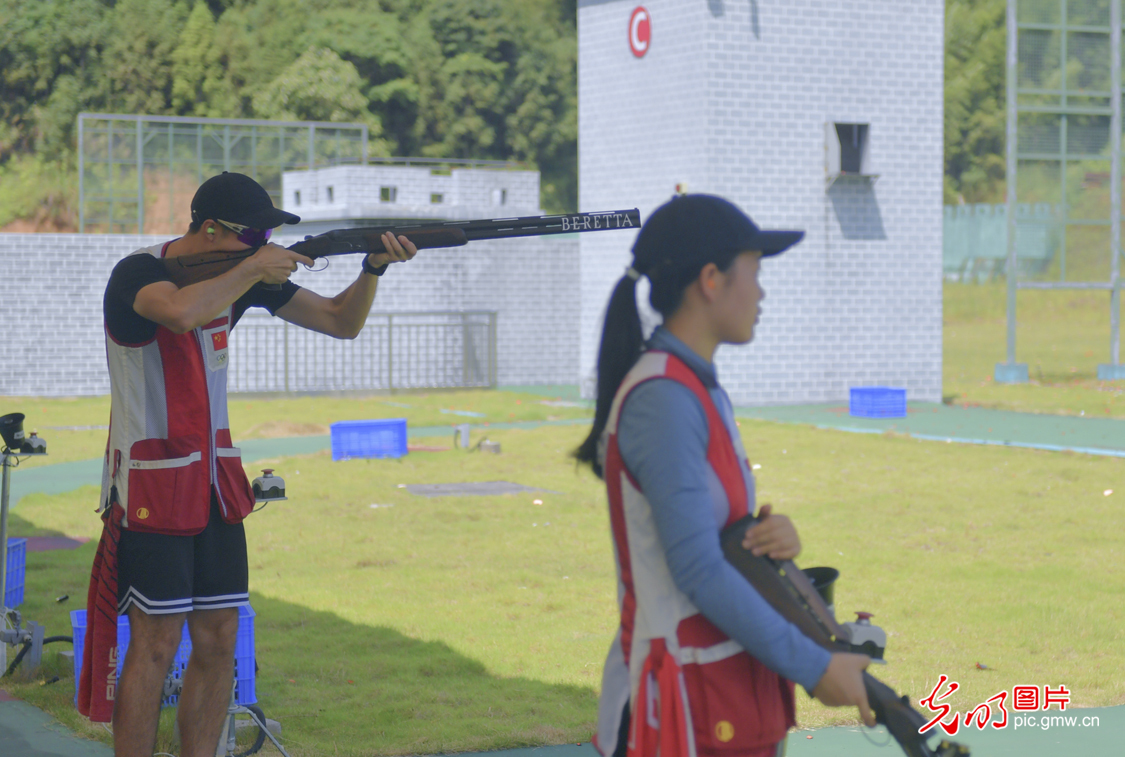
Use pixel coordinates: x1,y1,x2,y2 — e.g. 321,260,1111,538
595,351,795,757
99,243,256,534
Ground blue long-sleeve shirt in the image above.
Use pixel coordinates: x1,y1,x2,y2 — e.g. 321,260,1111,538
616,327,831,693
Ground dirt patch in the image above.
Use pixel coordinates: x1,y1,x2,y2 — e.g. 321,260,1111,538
0,216,77,233
242,420,330,438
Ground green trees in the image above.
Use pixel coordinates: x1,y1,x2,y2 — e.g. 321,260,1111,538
945,0,1006,205
0,0,1014,224
0,0,578,225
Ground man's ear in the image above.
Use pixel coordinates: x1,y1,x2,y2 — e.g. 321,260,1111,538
201,219,223,245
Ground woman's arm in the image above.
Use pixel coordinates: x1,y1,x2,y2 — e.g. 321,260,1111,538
617,379,832,692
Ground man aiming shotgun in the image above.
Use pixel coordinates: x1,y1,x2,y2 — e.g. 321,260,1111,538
79,171,418,757
79,170,640,756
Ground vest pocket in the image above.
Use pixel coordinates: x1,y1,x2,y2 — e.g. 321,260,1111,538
126,437,210,535
678,648,793,755
215,446,255,524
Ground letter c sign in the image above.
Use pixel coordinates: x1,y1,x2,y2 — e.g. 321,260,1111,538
629,7,650,58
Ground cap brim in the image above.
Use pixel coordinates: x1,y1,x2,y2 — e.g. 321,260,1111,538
240,207,301,229
753,230,804,256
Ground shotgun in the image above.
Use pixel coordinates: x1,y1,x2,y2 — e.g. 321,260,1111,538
720,514,971,757
162,209,642,288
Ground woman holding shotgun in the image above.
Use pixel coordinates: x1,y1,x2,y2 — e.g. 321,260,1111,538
576,195,874,757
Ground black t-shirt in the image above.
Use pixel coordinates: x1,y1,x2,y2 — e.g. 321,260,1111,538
103,247,300,344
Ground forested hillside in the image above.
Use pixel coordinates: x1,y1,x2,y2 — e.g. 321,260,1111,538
0,0,577,227
0,0,1004,229
945,0,1005,205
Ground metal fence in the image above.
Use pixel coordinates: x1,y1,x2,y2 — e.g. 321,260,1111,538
78,113,368,234
76,113,525,235
1002,0,1124,380
227,311,497,393
944,203,1061,281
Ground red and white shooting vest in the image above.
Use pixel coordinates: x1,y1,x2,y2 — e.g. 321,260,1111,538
595,351,795,757
99,243,256,534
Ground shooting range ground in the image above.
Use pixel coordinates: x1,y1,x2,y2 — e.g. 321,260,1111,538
2,408,1122,754
2,282,1124,754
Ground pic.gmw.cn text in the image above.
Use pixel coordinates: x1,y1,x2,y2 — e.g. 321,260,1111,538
918,675,1100,734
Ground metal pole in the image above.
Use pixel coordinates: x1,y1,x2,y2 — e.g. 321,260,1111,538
1005,0,1017,364
168,123,175,234
998,0,1027,382
136,119,145,234
0,453,12,610
462,312,469,387
108,119,115,233
388,314,394,393
362,124,369,165
78,115,85,233
1111,0,1122,368
490,313,498,388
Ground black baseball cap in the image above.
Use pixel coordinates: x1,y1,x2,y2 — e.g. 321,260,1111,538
632,194,803,275
190,172,300,229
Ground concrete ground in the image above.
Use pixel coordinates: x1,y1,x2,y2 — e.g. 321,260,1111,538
2,404,1123,756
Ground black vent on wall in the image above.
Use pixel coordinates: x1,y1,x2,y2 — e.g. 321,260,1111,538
835,123,868,174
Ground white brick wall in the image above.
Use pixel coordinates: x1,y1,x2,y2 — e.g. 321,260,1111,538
578,0,944,405
0,232,577,396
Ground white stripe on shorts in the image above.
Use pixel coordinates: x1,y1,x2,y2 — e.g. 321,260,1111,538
118,586,194,616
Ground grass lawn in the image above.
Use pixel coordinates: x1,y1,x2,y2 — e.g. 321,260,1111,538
3,418,1124,754
944,282,1125,417
0,282,1122,754
0,388,591,470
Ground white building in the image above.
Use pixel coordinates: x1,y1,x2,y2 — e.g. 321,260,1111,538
281,165,543,234
578,0,944,404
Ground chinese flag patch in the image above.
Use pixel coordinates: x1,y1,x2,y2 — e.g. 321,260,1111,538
211,330,228,350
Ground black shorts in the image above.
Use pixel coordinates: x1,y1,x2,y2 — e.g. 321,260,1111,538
117,496,249,616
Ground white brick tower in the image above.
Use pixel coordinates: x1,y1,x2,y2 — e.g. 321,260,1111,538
578,0,945,405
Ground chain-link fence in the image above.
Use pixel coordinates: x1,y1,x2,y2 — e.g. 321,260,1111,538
78,113,368,234
1003,0,1124,379
227,311,497,394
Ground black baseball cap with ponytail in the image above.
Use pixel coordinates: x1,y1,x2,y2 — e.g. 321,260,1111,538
574,194,803,478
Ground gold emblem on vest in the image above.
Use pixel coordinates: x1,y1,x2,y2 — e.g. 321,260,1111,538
136,508,150,520
715,720,735,743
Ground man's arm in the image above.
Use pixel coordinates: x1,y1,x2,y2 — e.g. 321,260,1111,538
275,232,417,339
135,245,311,334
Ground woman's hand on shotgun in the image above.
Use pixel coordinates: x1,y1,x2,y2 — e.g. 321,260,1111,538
814,652,876,727
742,503,801,560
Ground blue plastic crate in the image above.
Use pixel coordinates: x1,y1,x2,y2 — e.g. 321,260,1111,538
849,387,907,418
71,604,256,708
331,418,408,460
5,537,26,608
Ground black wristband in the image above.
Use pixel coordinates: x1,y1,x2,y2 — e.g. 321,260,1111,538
362,256,389,277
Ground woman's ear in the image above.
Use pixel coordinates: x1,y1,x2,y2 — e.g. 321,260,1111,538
698,262,723,302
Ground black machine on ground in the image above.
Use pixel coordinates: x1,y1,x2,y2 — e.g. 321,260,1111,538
721,514,971,757
0,413,72,678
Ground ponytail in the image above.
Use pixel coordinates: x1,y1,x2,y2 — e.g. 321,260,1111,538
574,272,645,478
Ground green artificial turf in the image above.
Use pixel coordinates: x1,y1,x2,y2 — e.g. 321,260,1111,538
3,421,1123,755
